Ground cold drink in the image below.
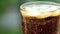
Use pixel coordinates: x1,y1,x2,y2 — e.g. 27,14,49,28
20,1,60,34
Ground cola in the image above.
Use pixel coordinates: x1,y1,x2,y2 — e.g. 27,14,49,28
20,1,60,34
22,15,59,34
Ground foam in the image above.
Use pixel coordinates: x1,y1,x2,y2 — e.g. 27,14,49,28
25,5,59,12
21,5,60,19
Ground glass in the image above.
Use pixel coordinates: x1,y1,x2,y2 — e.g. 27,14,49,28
20,1,60,34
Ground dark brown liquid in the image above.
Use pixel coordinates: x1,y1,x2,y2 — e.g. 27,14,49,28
22,16,59,34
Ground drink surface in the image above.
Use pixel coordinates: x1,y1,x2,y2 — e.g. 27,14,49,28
21,3,60,19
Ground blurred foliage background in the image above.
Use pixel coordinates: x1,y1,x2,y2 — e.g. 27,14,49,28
0,0,60,34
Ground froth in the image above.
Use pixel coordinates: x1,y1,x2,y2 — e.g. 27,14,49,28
25,5,60,12
21,5,60,19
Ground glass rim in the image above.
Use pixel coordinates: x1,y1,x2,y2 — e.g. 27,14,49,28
20,1,60,10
